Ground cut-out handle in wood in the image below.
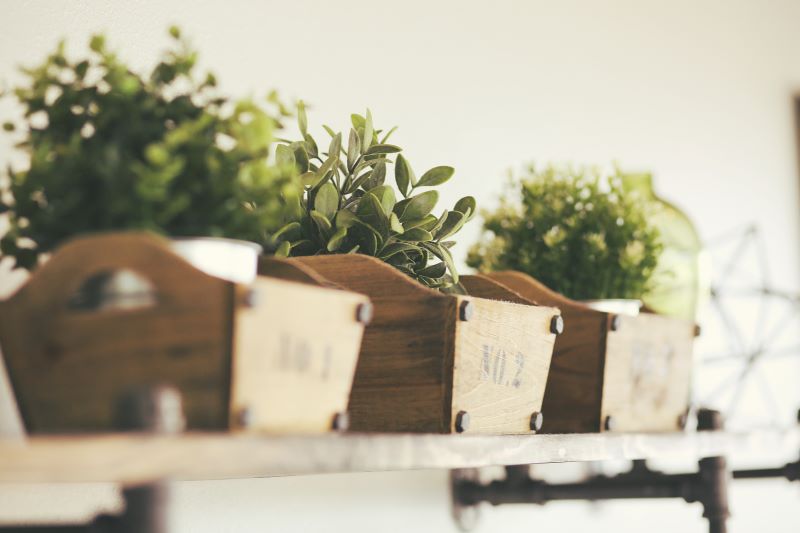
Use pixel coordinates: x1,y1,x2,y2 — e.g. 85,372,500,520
0,232,229,315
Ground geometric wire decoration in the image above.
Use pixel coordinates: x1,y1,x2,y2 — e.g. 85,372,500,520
694,224,800,429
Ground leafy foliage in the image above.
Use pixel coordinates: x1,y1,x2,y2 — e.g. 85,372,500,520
271,105,476,291
467,164,662,300
0,27,299,270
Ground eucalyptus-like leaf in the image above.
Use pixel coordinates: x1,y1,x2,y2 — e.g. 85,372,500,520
303,133,318,158
298,100,308,137
379,126,398,144
273,221,302,242
347,128,360,170
379,241,419,259
399,227,433,242
395,153,411,197
395,190,438,221
365,143,401,155
335,208,358,229
314,182,339,220
402,214,437,231
363,109,374,153
275,240,291,257
327,133,342,161
310,210,332,238
276,144,296,167
417,262,447,279
370,184,396,214
416,166,454,188
327,226,347,252
291,142,310,173
363,159,386,190
435,210,466,241
389,212,404,234
357,192,389,236
454,196,477,219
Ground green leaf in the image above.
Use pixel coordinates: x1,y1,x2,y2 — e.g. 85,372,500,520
363,159,387,191
396,190,438,222
370,184,396,214
327,227,348,252
417,262,446,279
272,221,302,242
347,128,360,170
416,166,454,188
379,241,418,259
335,208,358,229
389,212,404,234
435,210,466,240
275,144,296,167
328,132,342,159
454,196,477,219
315,182,339,220
322,125,337,138
275,241,291,257
422,242,459,283
304,133,318,158
363,109,374,153
310,210,333,238
357,192,389,236
399,227,433,242
365,144,401,155
291,142,310,173
395,154,412,197
402,214,437,231
351,113,365,130
298,100,308,137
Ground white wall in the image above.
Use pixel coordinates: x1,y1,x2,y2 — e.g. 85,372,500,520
1,1,799,532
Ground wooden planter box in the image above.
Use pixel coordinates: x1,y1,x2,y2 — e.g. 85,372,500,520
261,255,560,434
0,233,368,434
483,271,695,434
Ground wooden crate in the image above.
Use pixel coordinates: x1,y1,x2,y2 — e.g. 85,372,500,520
261,255,560,434
0,233,368,434
484,271,695,433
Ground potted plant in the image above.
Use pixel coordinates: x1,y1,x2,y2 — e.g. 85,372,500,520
0,29,378,435
0,27,299,284
259,112,561,435
467,163,662,314
268,104,475,292
466,164,696,434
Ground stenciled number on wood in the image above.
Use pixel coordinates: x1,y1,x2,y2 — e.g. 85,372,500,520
278,333,333,380
480,344,525,388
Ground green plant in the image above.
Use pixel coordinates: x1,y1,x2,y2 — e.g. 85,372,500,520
271,104,476,291
467,164,662,300
0,27,299,270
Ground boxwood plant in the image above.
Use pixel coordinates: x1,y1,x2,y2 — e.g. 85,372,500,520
0,27,298,270
271,104,476,292
467,163,662,300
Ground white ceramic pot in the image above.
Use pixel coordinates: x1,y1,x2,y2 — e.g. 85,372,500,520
170,237,262,285
582,299,642,316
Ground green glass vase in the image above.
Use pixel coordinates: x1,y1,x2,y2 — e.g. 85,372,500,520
621,172,707,321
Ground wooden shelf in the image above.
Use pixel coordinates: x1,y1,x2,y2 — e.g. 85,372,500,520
1,428,797,484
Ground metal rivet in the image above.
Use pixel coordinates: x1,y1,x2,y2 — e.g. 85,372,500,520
455,410,470,433
243,289,260,308
603,415,616,432
237,407,252,428
459,301,474,322
696,408,724,431
355,302,373,325
609,314,622,331
331,411,350,432
677,412,688,430
529,411,544,432
694,324,702,337
549,315,564,335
